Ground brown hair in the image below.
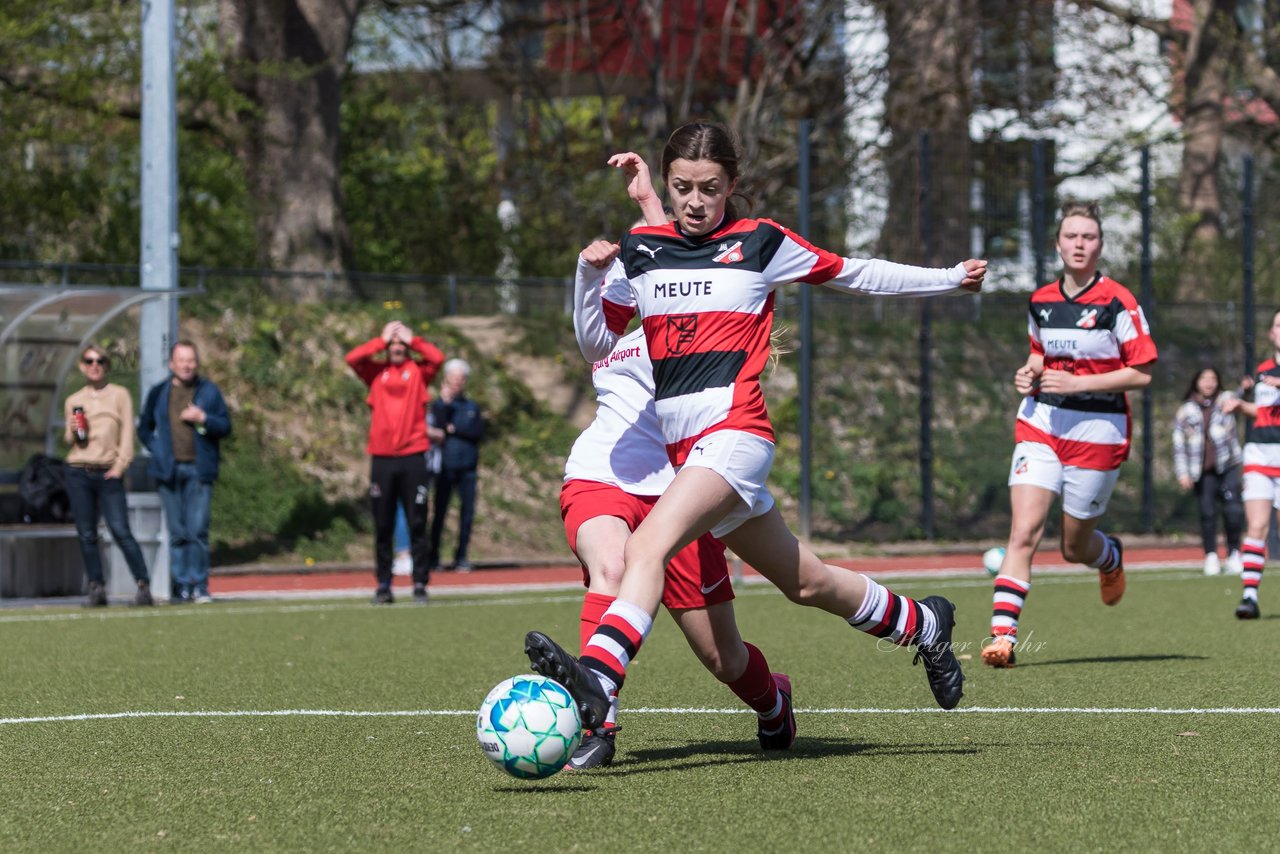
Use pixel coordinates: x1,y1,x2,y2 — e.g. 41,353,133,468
170,339,199,361
1056,200,1103,241
660,122,753,219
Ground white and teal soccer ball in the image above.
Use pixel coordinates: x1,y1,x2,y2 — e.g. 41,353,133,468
476,674,581,779
983,546,1006,577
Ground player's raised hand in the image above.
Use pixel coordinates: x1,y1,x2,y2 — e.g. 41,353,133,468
608,152,666,226
381,321,398,343
580,239,621,270
959,259,988,293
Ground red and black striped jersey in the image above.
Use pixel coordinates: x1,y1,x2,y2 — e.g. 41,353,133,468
1243,359,1280,477
1015,274,1157,469
590,217,966,464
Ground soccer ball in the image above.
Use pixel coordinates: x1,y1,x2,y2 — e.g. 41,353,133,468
476,674,582,779
982,546,1006,577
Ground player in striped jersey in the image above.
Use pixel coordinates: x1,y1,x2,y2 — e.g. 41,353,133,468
524,124,986,730
981,202,1158,668
562,323,795,767
1220,308,1280,619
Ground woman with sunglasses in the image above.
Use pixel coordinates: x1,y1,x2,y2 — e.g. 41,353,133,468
63,344,153,606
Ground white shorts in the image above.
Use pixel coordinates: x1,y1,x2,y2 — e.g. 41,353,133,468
1242,471,1280,508
1007,441,1120,520
680,429,776,538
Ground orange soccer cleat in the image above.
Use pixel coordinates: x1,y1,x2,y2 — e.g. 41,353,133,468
981,636,1017,668
1099,536,1126,606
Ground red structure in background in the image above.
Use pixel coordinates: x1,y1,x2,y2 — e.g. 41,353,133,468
541,0,802,88
1170,0,1278,125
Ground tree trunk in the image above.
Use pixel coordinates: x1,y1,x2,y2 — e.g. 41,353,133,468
1175,0,1230,298
219,0,361,296
877,0,975,266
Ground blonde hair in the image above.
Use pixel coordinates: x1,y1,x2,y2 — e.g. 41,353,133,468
80,343,110,366
766,325,794,376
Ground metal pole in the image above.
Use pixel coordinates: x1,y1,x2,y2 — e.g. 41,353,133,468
140,0,179,394
918,131,934,540
1140,146,1154,532
798,119,814,543
1031,140,1047,287
1243,155,1256,383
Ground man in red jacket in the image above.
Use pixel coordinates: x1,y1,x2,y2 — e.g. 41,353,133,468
346,320,446,604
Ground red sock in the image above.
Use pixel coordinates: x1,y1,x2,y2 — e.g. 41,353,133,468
725,643,783,722
579,592,615,654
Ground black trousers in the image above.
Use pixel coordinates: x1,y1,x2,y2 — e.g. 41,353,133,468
429,466,477,567
370,454,431,586
1194,465,1244,555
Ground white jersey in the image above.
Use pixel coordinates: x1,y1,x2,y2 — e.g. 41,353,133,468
563,326,674,496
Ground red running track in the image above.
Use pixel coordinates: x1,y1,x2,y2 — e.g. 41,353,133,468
209,545,1205,598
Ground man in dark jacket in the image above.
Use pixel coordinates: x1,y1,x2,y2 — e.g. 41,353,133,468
139,340,232,603
428,359,485,572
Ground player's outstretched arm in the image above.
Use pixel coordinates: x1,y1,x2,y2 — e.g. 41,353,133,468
573,240,629,362
608,152,666,227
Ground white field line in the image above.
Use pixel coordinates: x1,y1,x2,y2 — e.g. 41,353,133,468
0,569,1214,624
2,706,1279,726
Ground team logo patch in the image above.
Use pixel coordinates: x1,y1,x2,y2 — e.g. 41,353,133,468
1014,456,1029,476
713,241,745,264
666,314,698,355
1076,308,1098,329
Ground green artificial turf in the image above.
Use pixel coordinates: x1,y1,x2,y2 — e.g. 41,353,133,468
1,570,1278,851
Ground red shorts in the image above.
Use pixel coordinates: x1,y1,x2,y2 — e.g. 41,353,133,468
560,479,734,610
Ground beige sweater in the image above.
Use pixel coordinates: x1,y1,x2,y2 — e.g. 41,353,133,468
64,383,136,475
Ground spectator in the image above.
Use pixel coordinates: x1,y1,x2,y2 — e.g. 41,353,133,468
1173,367,1245,576
428,358,486,572
139,340,232,604
346,320,444,604
63,344,153,607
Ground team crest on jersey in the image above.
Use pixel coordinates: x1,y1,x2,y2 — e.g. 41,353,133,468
666,314,698,355
1014,456,1028,476
1076,308,1098,329
713,241,745,264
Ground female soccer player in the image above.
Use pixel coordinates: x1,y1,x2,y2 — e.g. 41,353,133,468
981,201,1158,668
563,323,795,768
1221,308,1280,619
524,123,986,729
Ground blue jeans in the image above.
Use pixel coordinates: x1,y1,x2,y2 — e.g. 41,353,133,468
158,462,213,597
64,466,150,586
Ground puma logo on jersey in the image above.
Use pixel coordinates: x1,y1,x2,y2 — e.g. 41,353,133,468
637,243,662,259
1038,308,1052,321
1076,308,1098,329
713,241,745,264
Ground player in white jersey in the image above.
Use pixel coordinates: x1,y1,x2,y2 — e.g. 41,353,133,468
1221,308,1280,619
524,125,987,732
981,201,1158,668
561,324,797,768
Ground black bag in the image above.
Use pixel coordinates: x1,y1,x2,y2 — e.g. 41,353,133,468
18,454,70,524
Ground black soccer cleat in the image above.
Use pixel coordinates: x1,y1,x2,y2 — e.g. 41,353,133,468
912,596,965,710
524,630,611,730
566,724,618,770
757,673,796,751
370,587,394,605
1235,597,1260,620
